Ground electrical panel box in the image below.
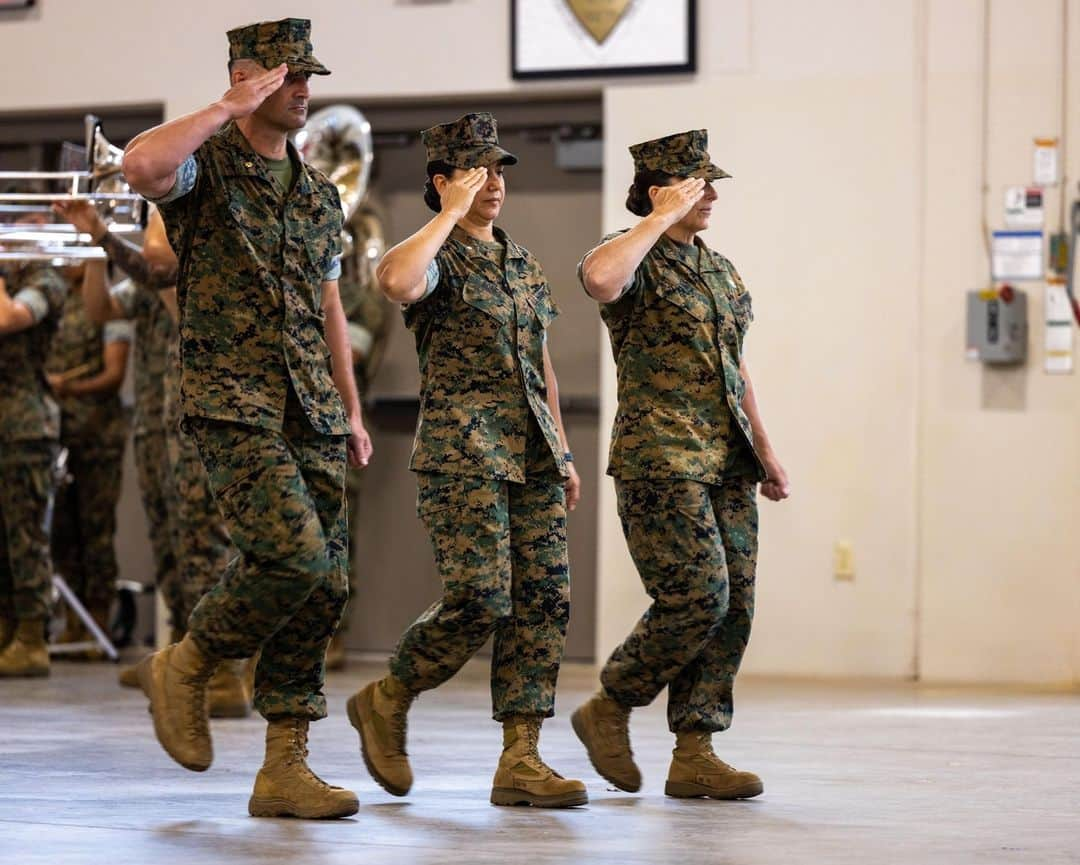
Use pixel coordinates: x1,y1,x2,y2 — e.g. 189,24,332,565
966,288,1028,364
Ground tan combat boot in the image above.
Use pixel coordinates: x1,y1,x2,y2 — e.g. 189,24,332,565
120,628,183,689
248,718,360,819
208,659,252,718
346,675,415,796
491,717,588,808
135,634,217,771
665,731,764,800
0,618,49,677
571,689,641,792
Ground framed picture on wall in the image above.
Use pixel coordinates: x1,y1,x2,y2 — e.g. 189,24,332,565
512,0,697,80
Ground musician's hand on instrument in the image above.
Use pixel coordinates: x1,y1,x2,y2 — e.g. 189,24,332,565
218,63,289,120
46,373,68,397
52,200,107,243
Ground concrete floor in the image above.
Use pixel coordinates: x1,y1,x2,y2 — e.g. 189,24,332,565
1,659,1078,865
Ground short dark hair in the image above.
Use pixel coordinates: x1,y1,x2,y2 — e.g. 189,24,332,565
422,160,456,213
625,168,677,217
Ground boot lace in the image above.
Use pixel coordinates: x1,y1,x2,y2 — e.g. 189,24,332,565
284,722,334,791
388,691,416,755
180,667,213,743
597,699,633,758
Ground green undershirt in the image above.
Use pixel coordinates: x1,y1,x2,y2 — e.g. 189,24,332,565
265,153,296,195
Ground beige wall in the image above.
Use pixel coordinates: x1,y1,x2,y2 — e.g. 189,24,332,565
599,0,1080,685
0,0,751,114
4,0,1078,684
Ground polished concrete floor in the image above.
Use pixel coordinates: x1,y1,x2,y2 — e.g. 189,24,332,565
1,658,1078,864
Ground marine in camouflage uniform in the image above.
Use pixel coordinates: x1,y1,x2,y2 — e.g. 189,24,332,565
0,263,67,677
102,246,181,631
347,114,587,809
572,130,788,800
127,19,369,818
101,228,235,638
45,267,132,638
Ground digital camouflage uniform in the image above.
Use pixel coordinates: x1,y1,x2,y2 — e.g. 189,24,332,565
388,114,571,721
156,92,349,720
106,247,180,623
338,201,390,634
107,234,235,634
0,264,67,624
583,130,766,734
44,282,131,613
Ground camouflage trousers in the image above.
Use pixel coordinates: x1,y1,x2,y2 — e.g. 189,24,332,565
50,440,125,610
186,395,349,721
0,440,57,621
602,476,758,734
336,465,365,635
133,430,180,622
389,467,570,720
164,419,233,629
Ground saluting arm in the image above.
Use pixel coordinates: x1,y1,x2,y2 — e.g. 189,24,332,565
581,178,707,302
376,167,488,303
123,63,288,200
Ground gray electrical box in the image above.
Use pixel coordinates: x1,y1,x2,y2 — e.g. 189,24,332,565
966,289,1028,364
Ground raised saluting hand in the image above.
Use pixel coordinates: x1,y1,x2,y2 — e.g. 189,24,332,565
218,63,289,120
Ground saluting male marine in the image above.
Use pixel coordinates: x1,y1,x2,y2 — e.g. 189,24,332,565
122,17,372,820
573,130,790,800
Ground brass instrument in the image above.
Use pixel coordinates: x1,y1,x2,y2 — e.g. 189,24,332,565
0,115,146,264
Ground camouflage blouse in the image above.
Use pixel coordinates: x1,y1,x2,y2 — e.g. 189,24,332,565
585,231,765,484
403,225,567,483
156,122,348,436
0,264,67,446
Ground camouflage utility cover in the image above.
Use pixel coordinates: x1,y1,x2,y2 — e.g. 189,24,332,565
156,122,348,436
584,232,765,485
422,113,518,169
227,17,330,75
629,129,731,180
0,264,66,445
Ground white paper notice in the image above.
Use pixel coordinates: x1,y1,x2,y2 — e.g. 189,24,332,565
1044,278,1073,374
1033,139,1059,186
991,231,1043,280
1004,186,1044,228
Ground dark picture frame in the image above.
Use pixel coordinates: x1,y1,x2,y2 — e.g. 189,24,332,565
511,0,697,81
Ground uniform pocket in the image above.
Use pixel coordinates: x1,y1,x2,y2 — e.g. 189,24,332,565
654,275,711,322
523,285,559,330
462,274,513,325
416,473,499,518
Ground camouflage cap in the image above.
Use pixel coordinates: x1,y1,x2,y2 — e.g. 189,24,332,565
421,113,518,170
227,18,330,76
628,129,731,180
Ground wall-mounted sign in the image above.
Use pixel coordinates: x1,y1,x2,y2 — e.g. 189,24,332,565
512,0,696,80
1044,277,1074,374
991,230,1043,281
1033,138,1059,186
1004,186,1044,228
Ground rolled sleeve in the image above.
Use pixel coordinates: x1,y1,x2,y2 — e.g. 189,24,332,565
108,278,138,318
148,155,198,205
12,288,49,324
323,255,342,283
103,319,134,344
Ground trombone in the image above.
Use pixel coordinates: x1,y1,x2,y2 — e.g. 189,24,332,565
0,115,146,264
